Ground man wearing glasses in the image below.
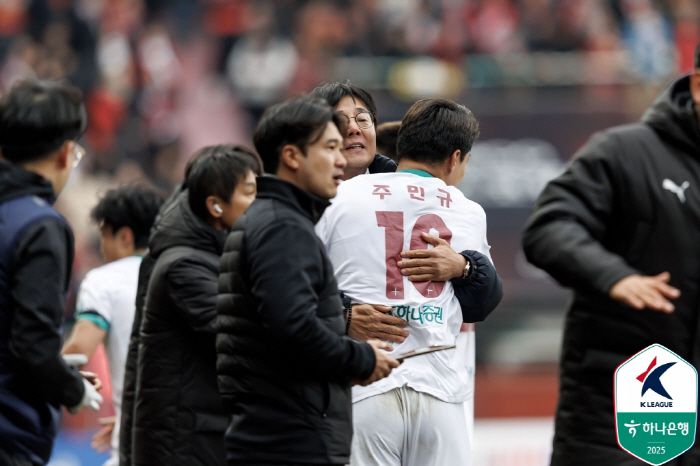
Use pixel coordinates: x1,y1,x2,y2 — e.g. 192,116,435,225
310,81,501,347
0,78,102,466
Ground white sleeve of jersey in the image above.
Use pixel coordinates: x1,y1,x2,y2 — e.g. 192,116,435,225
75,270,113,324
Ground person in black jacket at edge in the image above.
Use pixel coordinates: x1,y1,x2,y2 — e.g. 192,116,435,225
0,79,103,466
309,81,502,346
522,43,700,466
121,144,261,466
216,96,400,466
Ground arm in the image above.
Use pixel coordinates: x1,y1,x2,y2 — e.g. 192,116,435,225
62,272,111,361
451,250,503,322
166,257,218,333
522,132,677,311
340,290,408,343
9,219,85,408
62,319,107,361
397,233,503,321
248,222,377,380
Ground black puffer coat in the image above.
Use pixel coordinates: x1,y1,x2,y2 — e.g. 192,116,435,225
523,75,700,466
128,187,228,466
216,177,376,465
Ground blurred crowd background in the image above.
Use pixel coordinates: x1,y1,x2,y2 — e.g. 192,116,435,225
1,1,696,464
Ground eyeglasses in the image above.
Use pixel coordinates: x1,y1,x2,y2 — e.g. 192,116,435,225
72,142,85,168
340,111,374,129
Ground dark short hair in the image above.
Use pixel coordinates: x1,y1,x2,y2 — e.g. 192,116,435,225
309,80,378,124
376,121,401,162
186,144,262,221
0,78,87,163
91,185,164,249
397,99,480,165
253,97,345,174
695,42,700,69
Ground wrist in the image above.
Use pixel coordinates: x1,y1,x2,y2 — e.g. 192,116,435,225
459,253,472,279
345,303,353,335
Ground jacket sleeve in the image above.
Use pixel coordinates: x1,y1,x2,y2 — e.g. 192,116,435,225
451,250,503,322
165,256,218,333
368,153,398,174
247,222,375,380
120,253,155,466
9,219,85,408
522,132,640,295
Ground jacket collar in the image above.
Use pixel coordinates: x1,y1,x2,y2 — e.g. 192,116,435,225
0,159,56,205
256,176,330,224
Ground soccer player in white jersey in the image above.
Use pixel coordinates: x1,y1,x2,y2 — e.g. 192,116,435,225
62,186,162,466
317,98,490,466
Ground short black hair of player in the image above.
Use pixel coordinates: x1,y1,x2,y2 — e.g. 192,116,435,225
397,98,480,165
253,97,346,174
91,185,164,249
186,144,262,221
309,80,378,125
0,78,87,163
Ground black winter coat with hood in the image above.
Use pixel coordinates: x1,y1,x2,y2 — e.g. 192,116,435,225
523,75,700,466
125,185,228,466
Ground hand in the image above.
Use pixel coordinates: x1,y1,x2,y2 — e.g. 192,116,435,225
91,416,116,453
354,339,400,386
80,371,103,391
609,272,680,313
398,233,466,282
68,378,104,414
348,304,408,343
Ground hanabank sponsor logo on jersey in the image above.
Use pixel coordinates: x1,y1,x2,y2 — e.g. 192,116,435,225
615,344,697,465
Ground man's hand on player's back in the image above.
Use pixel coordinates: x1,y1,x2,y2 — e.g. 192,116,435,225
397,233,467,282
349,304,408,343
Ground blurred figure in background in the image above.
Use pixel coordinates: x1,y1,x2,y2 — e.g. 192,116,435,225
522,43,700,465
375,120,401,162
61,185,163,466
121,144,261,466
0,78,102,466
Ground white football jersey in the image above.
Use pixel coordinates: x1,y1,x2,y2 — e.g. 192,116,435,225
75,254,141,460
317,172,492,403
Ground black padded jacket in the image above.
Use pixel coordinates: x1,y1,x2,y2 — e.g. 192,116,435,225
216,176,376,465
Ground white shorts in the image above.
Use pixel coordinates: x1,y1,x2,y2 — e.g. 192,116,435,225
350,386,472,466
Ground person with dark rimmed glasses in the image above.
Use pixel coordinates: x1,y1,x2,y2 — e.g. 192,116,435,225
0,78,103,466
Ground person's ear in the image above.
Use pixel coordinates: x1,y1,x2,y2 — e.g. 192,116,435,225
115,226,134,249
445,149,461,175
206,195,224,218
280,144,303,171
56,140,72,170
690,69,700,110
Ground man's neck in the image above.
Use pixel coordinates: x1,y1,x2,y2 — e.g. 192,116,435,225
21,161,57,192
342,165,367,181
396,160,446,182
